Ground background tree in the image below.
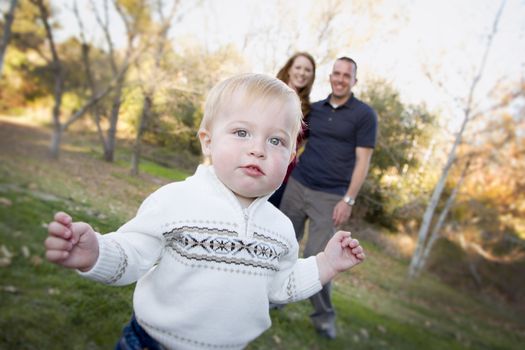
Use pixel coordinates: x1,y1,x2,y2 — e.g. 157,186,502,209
0,0,18,78
95,0,147,162
408,0,524,277
0,0,42,110
130,0,191,175
30,0,65,158
358,79,437,227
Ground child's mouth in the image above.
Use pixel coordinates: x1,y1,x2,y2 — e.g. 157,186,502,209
242,165,264,176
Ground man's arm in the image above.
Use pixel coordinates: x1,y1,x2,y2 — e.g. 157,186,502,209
332,147,374,227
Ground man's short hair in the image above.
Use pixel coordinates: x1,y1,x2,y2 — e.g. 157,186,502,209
336,56,357,75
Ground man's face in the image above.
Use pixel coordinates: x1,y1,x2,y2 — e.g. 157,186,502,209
329,60,357,100
199,97,296,207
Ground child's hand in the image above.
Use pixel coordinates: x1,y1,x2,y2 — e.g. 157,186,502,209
316,231,365,284
45,211,99,271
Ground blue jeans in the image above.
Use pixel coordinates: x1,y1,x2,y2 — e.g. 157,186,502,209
115,313,163,350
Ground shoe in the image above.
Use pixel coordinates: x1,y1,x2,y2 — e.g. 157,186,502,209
315,323,336,339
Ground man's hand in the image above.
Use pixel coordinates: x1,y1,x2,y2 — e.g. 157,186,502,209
332,200,352,227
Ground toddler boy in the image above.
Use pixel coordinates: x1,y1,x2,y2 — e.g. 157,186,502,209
45,73,365,349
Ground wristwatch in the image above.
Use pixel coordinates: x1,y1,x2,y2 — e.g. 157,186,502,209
343,195,355,206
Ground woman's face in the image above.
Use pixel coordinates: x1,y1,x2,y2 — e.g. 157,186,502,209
287,55,314,90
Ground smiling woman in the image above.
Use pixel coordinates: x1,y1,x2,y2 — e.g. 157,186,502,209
269,52,317,208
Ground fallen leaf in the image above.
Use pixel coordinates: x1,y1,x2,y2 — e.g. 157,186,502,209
359,328,369,339
31,255,43,266
0,197,12,206
47,287,61,295
21,246,30,258
0,257,11,267
1,245,13,258
2,285,18,293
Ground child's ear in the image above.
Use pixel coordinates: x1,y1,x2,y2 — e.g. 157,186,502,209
198,129,212,156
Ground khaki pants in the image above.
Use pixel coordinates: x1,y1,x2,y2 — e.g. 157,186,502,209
280,177,341,328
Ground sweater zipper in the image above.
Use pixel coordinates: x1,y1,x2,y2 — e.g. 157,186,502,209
243,208,249,237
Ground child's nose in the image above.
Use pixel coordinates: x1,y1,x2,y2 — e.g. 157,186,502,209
249,139,266,158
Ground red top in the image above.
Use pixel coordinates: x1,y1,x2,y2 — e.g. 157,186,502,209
283,123,307,183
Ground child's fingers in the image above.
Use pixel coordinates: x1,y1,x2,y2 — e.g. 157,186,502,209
47,221,72,240
45,249,70,262
335,230,352,242
351,245,364,255
342,237,359,248
349,243,365,261
44,235,73,263
69,222,92,245
44,236,73,252
54,211,72,226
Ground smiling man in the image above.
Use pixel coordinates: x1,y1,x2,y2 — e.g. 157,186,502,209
280,56,378,339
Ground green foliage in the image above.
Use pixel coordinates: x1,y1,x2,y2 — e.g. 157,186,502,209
116,0,154,35
358,79,438,227
10,0,47,53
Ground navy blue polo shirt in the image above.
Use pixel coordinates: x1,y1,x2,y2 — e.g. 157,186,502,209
291,94,378,196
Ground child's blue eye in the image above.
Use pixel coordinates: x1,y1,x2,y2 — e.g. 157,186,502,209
235,130,248,137
269,137,282,146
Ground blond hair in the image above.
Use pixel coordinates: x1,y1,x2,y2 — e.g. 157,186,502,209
199,73,303,150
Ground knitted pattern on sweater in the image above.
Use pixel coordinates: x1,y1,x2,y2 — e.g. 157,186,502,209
80,165,321,350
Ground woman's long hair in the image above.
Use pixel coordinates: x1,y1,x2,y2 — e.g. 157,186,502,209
276,52,316,116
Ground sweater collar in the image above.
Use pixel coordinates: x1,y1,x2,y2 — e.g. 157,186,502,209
194,164,273,212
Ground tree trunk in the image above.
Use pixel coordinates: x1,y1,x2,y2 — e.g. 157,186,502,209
128,0,183,173
49,79,64,159
104,74,125,162
32,0,65,159
131,95,152,176
50,124,62,159
412,161,469,277
408,118,466,276
0,0,18,78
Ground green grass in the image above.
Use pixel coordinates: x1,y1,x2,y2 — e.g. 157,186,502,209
2,178,524,349
0,181,134,349
115,156,189,181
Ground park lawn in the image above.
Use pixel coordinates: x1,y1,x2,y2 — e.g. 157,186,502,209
1,117,524,349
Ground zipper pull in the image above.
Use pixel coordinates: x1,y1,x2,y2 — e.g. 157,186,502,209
243,209,249,236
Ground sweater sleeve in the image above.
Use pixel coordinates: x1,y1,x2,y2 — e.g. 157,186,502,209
78,192,164,286
267,231,322,304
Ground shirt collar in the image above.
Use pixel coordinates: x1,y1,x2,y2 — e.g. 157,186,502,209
322,93,355,109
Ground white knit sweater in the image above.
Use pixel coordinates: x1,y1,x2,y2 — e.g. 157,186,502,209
80,165,322,349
